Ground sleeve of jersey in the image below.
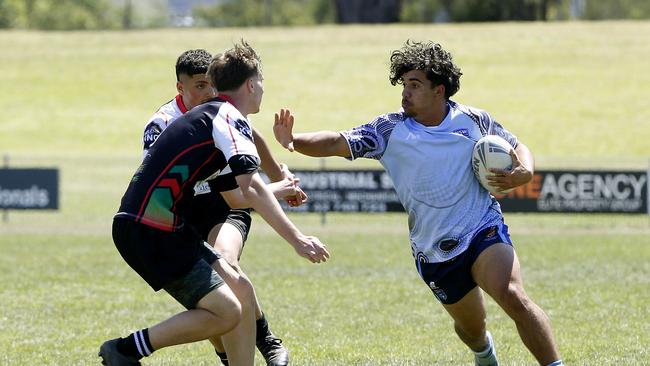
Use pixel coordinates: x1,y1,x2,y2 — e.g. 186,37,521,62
208,172,239,192
211,107,261,175
143,115,167,152
339,113,397,161
476,110,519,148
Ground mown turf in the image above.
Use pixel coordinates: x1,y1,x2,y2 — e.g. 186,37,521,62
1,22,650,365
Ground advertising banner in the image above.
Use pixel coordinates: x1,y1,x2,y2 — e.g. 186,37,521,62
0,168,59,210
494,170,647,214
281,169,648,214
280,170,402,213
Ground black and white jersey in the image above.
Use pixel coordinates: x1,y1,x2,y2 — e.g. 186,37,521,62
143,94,188,155
116,97,259,232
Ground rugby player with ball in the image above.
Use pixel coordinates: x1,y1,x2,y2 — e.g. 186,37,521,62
273,40,564,366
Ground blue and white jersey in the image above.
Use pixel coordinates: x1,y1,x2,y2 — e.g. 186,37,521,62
340,100,518,263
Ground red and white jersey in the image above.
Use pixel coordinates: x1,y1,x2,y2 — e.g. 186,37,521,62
142,94,188,155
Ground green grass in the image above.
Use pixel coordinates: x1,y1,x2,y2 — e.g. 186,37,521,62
1,22,650,365
1,214,649,365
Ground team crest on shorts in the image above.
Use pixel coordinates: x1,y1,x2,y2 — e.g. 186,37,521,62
429,281,447,302
484,227,497,239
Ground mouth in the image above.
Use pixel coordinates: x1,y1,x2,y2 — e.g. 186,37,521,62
401,99,410,108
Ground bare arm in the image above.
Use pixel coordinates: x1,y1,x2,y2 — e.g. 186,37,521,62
273,109,351,158
220,176,300,208
253,127,283,182
235,172,330,263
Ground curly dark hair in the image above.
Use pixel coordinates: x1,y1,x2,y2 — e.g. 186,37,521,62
389,40,462,98
208,40,262,92
175,49,212,81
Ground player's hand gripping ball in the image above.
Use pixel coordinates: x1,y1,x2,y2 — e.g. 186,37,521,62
472,135,515,194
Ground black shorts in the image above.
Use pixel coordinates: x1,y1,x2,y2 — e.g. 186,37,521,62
184,191,252,242
416,222,513,305
112,218,222,293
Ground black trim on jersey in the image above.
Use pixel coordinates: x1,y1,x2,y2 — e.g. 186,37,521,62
209,173,239,192
228,154,260,176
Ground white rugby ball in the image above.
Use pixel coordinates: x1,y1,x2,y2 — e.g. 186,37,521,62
472,135,515,194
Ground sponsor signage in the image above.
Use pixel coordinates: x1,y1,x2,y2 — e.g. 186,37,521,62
281,169,648,214
0,168,59,210
279,170,402,213
495,170,647,214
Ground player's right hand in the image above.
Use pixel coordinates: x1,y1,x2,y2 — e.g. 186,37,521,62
274,108,295,152
292,235,330,263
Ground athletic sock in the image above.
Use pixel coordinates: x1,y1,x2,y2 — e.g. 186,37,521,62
215,349,229,366
256,313,270,341
546,361,564,366
117,328,154,359
474,331,498,366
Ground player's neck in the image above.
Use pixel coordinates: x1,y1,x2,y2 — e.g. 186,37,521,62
414,103,448,127
218,93,250,117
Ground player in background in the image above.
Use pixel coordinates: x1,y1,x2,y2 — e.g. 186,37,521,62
142,49,298,366
273,40,564,366
99,41,329,366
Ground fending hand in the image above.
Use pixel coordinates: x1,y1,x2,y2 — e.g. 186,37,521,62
274,108,295,152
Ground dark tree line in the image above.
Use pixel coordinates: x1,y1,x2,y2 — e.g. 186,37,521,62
1,0,649,30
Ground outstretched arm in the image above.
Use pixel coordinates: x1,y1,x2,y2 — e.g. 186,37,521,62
220,175,300,209
273,109,351,158
253,127,284,182
253,126,308,206
234,171,330,263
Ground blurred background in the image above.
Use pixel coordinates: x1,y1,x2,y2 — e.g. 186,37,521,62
1,1,649,365
1,0,650,30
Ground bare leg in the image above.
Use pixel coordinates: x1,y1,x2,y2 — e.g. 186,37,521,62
147,284,241,350
211,258,256,366
209,223,265,319
472,243,561,365
442,286,490,352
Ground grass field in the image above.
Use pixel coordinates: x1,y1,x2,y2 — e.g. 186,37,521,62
1,22,650,365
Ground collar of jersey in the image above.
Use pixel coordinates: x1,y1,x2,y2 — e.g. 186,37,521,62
175,94,188,113
215,94,237,108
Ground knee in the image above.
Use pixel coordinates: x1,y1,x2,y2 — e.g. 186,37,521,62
216,294,243,334
498,284,534,319
234,276,255,311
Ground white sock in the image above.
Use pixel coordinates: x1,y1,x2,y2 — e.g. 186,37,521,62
474,331,498,366
546,361,564,366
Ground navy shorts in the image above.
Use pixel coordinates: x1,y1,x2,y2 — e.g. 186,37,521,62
416,222,512,305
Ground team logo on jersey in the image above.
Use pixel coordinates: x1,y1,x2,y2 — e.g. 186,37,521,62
233,118,253,141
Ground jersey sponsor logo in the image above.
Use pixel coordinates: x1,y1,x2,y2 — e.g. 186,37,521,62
233,118,253,141
193,181,212,195
143,124,163,149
